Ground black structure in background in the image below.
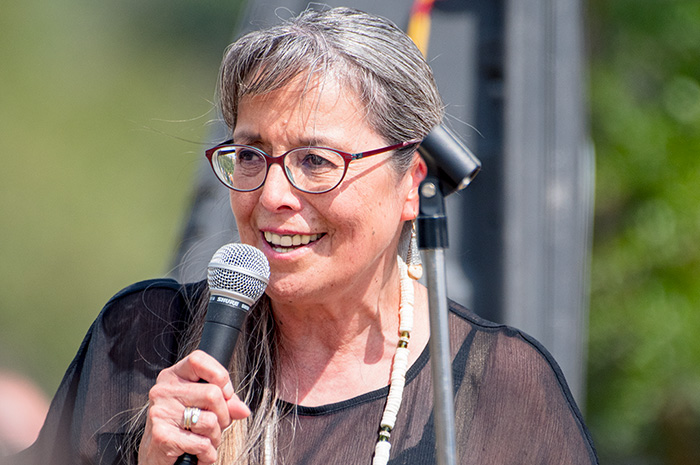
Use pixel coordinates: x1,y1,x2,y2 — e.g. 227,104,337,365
171,0,592,405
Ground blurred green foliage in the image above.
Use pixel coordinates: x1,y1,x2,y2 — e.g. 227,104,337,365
587,0,700,463
2,0,700,463
0,0,245,392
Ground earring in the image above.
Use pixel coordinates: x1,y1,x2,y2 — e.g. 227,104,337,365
406,221,423,280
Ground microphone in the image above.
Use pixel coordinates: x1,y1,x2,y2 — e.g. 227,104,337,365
199,243,270,365
176,243,270,465
417,124,481,196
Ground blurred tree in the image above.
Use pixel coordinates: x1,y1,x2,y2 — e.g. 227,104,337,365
587,1,700,463
0,0,245,394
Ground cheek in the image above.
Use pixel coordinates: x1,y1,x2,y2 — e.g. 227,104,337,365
229,192,256,233
336,189,401,242
229,191,243,218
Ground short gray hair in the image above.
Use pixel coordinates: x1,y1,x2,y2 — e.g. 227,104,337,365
219,6,444,174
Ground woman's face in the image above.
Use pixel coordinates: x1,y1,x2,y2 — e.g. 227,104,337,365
229,76,425,305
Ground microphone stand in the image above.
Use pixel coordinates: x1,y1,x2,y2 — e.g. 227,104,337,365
417,173,457,465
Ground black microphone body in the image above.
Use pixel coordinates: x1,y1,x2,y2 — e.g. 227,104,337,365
198,294,251,367
175,243,270,465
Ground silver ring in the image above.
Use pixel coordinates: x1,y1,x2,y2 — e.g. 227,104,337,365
183,407,201,431
191,407,201,426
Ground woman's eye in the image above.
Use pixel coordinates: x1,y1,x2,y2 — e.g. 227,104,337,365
306,153,328,166
237,149,259,162
302,152,337,169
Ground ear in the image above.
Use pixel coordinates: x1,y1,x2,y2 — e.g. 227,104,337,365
400,153,428,221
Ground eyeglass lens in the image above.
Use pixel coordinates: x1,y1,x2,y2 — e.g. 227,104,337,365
211,146,347,193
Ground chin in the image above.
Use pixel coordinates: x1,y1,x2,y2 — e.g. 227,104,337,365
265,273,306,301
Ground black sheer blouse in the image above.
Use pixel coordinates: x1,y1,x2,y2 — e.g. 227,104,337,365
11,279,598,465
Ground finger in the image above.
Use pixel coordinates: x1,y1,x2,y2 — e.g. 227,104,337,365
174,383,234,430
148,377,231,435
176,432,218,465
226,392,252,420
173,350,235,392
142,404,219,465
172,383,250,429
183,409,223,448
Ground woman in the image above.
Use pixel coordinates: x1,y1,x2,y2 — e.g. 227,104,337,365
14,7,598,465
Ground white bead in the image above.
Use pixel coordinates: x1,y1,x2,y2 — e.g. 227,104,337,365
373,441,392,465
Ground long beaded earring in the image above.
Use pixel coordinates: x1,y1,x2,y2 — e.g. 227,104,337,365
406,220,423,280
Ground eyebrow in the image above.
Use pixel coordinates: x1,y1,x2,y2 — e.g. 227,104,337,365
230,130,260,146
232,131,340,150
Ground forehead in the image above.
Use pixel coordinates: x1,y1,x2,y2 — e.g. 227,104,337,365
234,74,376,148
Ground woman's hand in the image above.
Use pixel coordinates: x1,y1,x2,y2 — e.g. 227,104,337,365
138,350,251,465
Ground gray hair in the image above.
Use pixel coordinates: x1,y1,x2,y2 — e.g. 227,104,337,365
219,6,444,174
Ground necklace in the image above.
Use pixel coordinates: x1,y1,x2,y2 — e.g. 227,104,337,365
262,256,415,465
372,256,415,465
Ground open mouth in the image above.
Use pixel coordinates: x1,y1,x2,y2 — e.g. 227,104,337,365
264,231,324,253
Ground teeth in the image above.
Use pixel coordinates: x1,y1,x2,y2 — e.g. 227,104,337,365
264,231,321,250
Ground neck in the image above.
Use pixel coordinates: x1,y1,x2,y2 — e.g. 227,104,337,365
272,252,402,346
271,270,429,407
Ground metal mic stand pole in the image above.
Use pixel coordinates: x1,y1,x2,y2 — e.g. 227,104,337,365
417,174,457,465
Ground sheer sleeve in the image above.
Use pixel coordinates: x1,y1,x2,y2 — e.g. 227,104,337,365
9,279,205,465
451,304,598,464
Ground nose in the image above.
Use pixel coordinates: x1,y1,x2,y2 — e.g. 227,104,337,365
258,162,302,211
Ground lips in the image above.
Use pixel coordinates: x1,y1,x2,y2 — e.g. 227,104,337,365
264,231,323,253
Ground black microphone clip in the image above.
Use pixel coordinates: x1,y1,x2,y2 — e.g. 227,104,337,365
417,124,481,197
416,124,481,250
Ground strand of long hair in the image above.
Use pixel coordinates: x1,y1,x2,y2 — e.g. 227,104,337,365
216,294,282,465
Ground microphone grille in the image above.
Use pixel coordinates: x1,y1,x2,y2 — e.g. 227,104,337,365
207,243,270,303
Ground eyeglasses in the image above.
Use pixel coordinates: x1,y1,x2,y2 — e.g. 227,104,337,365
205,139,420,194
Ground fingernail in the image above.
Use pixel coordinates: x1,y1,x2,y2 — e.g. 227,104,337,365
223,382,234,398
